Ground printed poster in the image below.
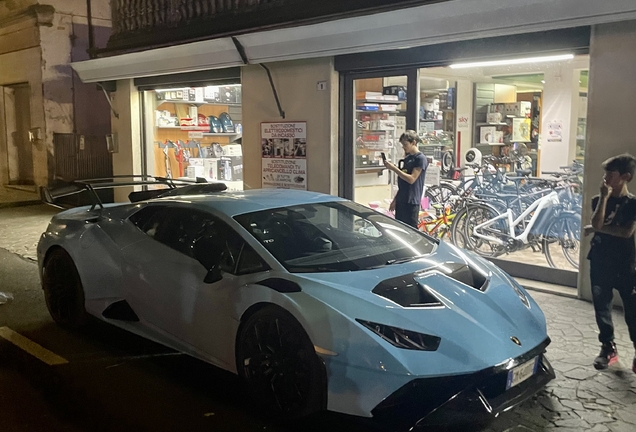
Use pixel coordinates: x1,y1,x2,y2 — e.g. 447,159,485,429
547,120,563,143
261,122,307,190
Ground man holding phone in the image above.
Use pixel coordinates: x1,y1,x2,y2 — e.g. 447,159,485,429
384,130,428,228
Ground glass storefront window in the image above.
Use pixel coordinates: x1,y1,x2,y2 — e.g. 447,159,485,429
353,76,408,213
142,85,243,191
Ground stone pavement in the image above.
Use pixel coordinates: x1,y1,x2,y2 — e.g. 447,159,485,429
0,204,59,260
0,205,635,431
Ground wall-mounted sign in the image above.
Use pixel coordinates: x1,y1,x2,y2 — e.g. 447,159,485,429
261,122,307,190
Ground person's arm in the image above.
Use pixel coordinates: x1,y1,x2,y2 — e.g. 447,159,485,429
589,190,636,238
384,157,424,184
592,221,636,238
591,182,610,230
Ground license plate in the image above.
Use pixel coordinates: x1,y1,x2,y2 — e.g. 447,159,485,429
506,356,538,390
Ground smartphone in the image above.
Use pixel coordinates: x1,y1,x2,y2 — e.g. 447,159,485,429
380,152,387,162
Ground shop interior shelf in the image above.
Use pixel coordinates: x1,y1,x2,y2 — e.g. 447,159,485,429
356,99,404,104
476,122,509,126
355,166,385,173
158,100,242,107
202,133,242,137
356,110,404,114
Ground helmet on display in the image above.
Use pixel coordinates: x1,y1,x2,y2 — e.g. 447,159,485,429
464,148,482,165
219,112,235,133
208,116,223,133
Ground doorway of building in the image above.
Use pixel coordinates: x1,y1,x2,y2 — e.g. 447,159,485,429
3,83,34,186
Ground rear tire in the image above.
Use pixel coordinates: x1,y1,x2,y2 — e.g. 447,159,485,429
42,248,88,329
236,305,325,422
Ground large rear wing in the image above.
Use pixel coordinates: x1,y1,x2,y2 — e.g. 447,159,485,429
40,175,225,210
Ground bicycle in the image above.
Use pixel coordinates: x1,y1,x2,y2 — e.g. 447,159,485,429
452,191,581,269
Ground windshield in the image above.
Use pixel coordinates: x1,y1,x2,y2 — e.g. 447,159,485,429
234,201,437,273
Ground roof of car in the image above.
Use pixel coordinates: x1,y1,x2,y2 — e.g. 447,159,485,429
153,188,347,216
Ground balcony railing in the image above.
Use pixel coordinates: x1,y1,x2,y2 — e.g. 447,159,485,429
105,0,438,54
111,0,275,34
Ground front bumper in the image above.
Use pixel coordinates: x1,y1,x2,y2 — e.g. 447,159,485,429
371,338,555,430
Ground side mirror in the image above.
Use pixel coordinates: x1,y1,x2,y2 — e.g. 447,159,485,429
203,267,223,284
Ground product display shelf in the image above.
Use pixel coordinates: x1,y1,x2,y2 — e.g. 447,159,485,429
356,99,405,104
202,133,241,137
159,100,242,107
356,110,405,114
476,122,509,126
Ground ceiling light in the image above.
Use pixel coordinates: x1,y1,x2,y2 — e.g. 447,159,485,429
541,80,545,84
449,54,574,69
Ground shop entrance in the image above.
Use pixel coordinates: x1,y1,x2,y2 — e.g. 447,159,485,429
353,75,409,211
2,83,34,186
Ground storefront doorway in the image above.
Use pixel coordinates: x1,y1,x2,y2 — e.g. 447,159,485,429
2,83,34,186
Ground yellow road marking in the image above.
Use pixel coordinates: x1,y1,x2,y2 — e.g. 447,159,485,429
0,326,68,365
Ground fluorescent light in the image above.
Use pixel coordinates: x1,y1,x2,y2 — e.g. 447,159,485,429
449,54,574,69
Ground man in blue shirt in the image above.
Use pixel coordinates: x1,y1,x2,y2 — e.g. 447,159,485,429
384,130,428,228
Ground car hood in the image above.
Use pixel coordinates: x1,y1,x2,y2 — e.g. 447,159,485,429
295,242,548,375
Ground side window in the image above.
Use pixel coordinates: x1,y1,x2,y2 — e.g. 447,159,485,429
129,205,167,238
192,218,269,276
236,244,269,275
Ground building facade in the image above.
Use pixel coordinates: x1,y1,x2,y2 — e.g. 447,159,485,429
0,0,111,199
71,0,636,300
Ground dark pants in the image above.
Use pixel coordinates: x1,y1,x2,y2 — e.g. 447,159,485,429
395,202,420,228
590,262,636,349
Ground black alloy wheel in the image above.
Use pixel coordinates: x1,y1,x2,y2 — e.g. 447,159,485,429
237,305,324,421
42,249,88,329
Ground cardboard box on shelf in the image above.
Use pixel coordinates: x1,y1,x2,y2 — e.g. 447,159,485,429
356,91,383,100
487,112,504,124
186,165,205,178
223,144,243,157
480,126,497,144
512,118,531,142
504,102,532,118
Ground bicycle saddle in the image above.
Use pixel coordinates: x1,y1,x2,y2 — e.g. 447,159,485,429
516,169,532,176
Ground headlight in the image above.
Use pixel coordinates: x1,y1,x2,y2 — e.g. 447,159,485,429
356,319,441,351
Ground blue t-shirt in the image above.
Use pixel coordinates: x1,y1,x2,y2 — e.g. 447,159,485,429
395,152,428,205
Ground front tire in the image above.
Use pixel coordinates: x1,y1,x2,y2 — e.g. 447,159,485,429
42,248,88,329
236,305,325,421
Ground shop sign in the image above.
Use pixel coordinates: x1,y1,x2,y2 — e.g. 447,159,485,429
261,122,307,190
457,114,470,129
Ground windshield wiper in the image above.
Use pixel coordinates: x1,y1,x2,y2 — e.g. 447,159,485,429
385,256,422,265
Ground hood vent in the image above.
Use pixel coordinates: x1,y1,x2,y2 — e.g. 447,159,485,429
419,262,489,292
373,275,442,308
372,263,489,307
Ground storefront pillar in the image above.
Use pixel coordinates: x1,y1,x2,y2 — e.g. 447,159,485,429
539,62,582,174
111,79,142,202
579,20,636,300
241,58,338,195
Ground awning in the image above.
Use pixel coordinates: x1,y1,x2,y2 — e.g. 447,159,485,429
71,0,636,83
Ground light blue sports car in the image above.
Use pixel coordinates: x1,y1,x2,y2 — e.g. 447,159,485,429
37,177,554,430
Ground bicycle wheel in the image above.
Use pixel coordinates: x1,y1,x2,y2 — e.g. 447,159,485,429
450,207,469,249
543,213,581,269
425,183,456,207
461,204,507,258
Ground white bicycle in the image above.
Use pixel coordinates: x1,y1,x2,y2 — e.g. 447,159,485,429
454,191,581,269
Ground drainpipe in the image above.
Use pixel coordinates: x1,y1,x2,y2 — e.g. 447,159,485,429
86,0,95,58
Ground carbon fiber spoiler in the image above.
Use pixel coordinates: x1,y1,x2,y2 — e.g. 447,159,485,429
39,175,219,211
